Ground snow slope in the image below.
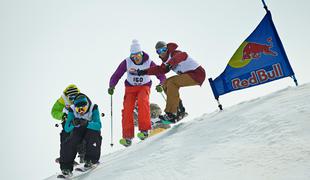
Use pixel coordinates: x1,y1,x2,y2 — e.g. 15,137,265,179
45,83,310,180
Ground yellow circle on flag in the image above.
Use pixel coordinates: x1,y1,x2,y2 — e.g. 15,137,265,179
228,42,252,68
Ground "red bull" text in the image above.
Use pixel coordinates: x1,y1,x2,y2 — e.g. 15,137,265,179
232,63,283,90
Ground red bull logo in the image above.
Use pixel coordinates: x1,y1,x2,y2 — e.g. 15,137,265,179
232,63,283,90
242,37,277,60
228,37,278,68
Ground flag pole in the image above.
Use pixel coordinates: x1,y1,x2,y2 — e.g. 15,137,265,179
261,0,269,12
261,0,299,87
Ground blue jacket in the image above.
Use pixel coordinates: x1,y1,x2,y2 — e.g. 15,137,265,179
64,104,102,133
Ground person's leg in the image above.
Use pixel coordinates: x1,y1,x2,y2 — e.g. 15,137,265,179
76,140,86,163
55,129,70,163
83,129,102,164
163,74,198,114
59,128,84,172
137,86,151,132
122,87,137,139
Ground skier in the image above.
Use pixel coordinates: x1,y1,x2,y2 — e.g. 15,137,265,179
137,41,206,123
59,93,102,176
108,39,166,147
51,84,85,164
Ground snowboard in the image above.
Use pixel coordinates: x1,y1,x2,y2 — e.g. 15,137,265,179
159,112,188,125
57,173,72,179
149,127,166,137
56,162,100,179
75,162,100,172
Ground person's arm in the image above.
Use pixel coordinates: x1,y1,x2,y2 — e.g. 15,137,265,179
109,60,127,88
167,50,188,66
64,108,75,133
146,63,169,75
150,61,166,84
87,105,102,131
51,97,65,121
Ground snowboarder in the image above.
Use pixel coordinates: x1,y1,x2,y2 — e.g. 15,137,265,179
133,102,168,128
59,93,102,176
137,41,206,123
108,39,166,147
51,84,86,164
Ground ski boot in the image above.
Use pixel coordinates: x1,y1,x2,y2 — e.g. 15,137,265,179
78,153,85,164
75,160,99,172
84,160,99,168
119,138,132,147
176,100,188,121
137,131,148,140
159,112,177,124
62,169,72,176
57,169,73,178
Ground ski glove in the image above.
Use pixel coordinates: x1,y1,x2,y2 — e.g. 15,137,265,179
62,113,68,121
137,69,147,76
108,87,115,95
72,118,80,127
156,85,163,92
72,118,88,127
165,64,172,73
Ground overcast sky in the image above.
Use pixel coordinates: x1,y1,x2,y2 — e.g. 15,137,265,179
0,0,309,179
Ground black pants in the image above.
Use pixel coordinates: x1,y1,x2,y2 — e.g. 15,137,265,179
60,127,102,171
60,124,86,157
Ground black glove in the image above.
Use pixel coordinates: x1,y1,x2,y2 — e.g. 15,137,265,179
72,118,88,127
72,118,81,127
165,64,172,72
137,69,147,76
79,119,88,127
62,113,68,121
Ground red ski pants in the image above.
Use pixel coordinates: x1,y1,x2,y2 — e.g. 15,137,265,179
122,86,151,139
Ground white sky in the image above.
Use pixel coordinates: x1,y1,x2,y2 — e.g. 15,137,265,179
0,0,309,180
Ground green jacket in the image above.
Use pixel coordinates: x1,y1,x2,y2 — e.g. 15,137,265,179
51,95,72,121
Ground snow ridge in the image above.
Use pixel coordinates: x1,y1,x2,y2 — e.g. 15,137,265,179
45,84,310,180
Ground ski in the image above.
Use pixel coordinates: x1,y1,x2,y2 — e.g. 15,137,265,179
56,172,73,179
57,174,71,179
119,138,132,147
75,162,99,172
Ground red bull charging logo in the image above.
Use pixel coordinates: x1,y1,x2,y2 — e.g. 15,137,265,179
242,37,277,60
228,37,278,68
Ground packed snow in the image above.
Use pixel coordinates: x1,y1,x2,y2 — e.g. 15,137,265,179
45,83,310,180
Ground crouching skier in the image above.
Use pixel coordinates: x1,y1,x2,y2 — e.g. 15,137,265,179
51,84,85,165
59,93,102,177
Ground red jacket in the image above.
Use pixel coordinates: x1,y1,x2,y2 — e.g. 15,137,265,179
147,43,206,86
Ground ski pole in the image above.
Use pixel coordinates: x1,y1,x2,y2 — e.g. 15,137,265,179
160,92,167,102
110,95,114,147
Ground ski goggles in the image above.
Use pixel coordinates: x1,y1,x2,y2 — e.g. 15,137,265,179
130,52,143,61
75,105,88,114
156,47,167,55
68,95,76,101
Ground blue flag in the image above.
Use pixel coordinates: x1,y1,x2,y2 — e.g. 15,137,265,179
209,11,296,99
